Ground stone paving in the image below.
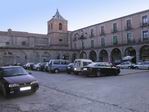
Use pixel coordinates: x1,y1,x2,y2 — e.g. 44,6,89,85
0,69,149,112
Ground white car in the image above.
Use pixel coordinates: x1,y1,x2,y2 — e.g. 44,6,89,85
117,61,135,69
73,59,93,74
135,61,149,70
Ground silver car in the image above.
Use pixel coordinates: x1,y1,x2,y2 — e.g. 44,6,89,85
117,61,136,69
135,61,149,70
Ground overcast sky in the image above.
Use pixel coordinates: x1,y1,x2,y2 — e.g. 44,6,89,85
0,0,149,34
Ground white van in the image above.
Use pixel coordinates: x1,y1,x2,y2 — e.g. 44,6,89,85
73,59,93,74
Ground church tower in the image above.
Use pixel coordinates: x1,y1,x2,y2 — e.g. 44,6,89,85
47,10,68,48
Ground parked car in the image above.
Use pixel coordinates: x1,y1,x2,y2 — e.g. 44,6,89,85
135,61,149,70
44,62,50,72
66,63,74,74
82,62,120,77
23,63,34,70
73,59,93,75
117,61,136,69
48,59,70,73
33,62,47,71
0,66,39,97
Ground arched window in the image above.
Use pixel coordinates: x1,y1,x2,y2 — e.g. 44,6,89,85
59,23,62,30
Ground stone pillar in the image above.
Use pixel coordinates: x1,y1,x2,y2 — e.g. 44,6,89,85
135,46,140,63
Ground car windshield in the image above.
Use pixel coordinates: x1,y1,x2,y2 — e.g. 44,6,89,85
2,67,28,77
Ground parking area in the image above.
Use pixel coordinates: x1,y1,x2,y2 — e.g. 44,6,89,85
0,69,149,112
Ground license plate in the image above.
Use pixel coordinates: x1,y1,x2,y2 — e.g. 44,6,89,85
20,86,31,91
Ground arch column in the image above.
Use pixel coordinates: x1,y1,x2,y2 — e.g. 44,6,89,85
135,47,140,62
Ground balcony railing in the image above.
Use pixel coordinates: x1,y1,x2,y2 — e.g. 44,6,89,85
141,23,149,27
111,29,118,33
100,32,106,36
125,26,133,31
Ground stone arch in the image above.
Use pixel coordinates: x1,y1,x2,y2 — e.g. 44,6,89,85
125,47,136,63
59,23,62,30
99,49,108,62
111,48,122,64
89,50,97,62
140,45,149,61
80,51,87,59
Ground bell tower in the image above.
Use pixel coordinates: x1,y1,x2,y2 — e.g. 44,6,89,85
48,9,68,34
47,10,68,47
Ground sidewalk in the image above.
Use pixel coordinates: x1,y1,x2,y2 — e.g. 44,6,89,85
120,69,149,75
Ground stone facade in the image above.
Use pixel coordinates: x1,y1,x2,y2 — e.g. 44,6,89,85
0,9,149,65
71,9,149,63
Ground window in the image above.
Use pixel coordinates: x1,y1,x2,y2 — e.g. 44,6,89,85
59,23,62,30
59,39,63,42
73,33,79,41
91,40,94,48
142,31,149,41
22,41,26,46
142,15,148,25
53,60,60,64
126,20,132,29
112,23,117,33
127,32,133,43
101,38,105,47
90,29,94,37
100,26,105,35
6,42,10,45
113,36,118,45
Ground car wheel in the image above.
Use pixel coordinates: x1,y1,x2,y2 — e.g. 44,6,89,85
37,68,40,71
67,71,71,74
128,66,131,69
115,71,119,76
2,85,7,97
74,71,79,75
54,69,59,73
96,71,101,77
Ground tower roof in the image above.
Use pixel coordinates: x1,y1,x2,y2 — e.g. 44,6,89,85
51,9,66,21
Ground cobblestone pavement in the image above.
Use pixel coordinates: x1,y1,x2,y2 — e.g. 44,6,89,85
0,69,149,112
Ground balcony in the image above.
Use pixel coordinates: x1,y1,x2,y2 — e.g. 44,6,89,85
141,23,149,27
100,32,106,36
111,29,118,33
125,26,133,31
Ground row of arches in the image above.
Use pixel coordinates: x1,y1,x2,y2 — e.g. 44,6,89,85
77,45,149,63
